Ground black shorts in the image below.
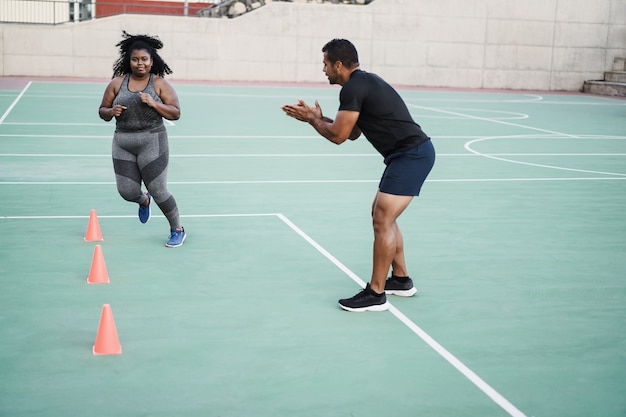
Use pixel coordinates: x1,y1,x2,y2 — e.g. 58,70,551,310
379,140,435,196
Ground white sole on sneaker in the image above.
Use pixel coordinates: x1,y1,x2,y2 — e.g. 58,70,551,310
338,301,390,312
385,287,418,297
165,232,187,248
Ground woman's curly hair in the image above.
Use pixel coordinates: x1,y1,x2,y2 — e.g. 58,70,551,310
111,31,173,78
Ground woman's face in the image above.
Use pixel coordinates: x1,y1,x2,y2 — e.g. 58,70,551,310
129,48,152,76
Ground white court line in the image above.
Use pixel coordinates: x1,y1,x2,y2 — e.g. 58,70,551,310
1,177,625,186
0,210,528,416
464,135,626,177
0,82,31,125
0,153,383,158
0,134,320,139
0,121,175,126
404,94,544,104
405,96,626,106
1,153,625,158
410,107,529,121
1,122,108,126
408,103,578,138
0,213,278,220
1,133,625,140
276,213,528,417
406,104,625,176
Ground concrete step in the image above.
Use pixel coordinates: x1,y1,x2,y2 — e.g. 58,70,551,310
613,57,626,71
605,71,626,83
582,80,626,97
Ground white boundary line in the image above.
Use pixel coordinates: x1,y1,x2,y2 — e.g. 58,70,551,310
276,213,528,417
1,152,625,158
1,177,625,186
0,82,31,125
0,213,278,220
1,133,624,140
0,211,528,416
0,134,322,139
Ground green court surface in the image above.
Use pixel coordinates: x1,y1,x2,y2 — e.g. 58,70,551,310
0,79,625,417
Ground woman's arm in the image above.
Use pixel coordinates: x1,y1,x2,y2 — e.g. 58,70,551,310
98,77,124,121
146,77,181,121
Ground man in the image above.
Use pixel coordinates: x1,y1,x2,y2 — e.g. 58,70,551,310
282,39,435,312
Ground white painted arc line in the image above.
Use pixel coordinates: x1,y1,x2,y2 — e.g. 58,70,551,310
0,82,32,124
463,137,626,177
276,213,528,417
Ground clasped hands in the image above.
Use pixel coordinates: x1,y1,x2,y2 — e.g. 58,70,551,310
282,99,323,123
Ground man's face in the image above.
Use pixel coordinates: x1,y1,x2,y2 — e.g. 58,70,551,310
322,52,339,85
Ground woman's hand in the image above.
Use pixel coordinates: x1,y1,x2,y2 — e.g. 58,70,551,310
111,104,127,117
139,92,156,108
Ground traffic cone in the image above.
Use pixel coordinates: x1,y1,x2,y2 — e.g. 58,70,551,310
93,304,122,355
87,245,110,284
84,209,103,242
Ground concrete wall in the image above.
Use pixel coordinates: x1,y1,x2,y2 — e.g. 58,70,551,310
1,0,625,90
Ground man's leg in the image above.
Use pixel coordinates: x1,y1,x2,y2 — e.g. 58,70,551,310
369,190,413,294
390,222,408,277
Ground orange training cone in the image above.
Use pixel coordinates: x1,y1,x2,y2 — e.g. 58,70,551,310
93,304,122,355
84,209,103,242
87,245,110,284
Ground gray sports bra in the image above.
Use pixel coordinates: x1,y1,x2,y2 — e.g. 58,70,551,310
113,74,164,132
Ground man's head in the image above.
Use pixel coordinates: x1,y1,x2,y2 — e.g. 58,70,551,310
321,39,360,85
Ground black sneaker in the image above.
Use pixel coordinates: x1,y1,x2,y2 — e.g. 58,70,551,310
338,283,389,312
384,275,417,297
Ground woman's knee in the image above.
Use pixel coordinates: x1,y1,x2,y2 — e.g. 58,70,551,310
144,187,170,203
118,190,137,203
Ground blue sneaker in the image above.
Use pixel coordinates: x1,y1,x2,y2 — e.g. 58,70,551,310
165,227,186,248
138,192,151,224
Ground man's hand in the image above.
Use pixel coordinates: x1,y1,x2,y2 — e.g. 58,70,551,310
282,98,358,145
281,99,323,123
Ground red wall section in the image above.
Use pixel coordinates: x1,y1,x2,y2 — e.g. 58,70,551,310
96,0,214,18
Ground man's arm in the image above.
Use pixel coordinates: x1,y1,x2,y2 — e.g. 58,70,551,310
308,109,360,144
282,99,360,144
316,113,362,141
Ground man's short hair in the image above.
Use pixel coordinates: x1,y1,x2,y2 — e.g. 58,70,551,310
322,39,359,69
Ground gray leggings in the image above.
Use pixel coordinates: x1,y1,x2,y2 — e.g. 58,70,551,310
112,125,181,230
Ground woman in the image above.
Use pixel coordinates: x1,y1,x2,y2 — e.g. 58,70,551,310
98,32,186,248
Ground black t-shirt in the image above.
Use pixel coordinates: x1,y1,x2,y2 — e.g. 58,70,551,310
339,70,430,157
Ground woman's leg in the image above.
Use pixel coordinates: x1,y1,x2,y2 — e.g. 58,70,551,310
112,132,145,204
136,127,181,230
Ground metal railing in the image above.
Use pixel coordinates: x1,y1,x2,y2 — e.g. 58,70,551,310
0,0,372,25
0,0,212,24
0,0,92,24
